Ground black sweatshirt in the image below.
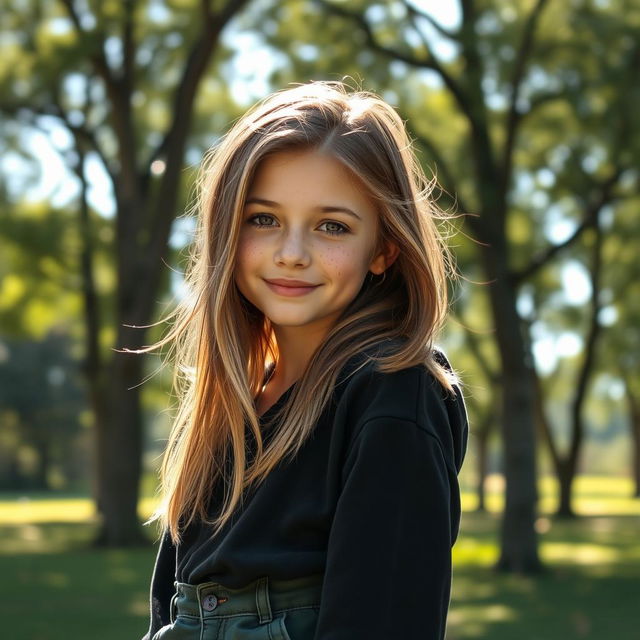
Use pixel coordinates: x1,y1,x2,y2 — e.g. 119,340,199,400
142,346,468,640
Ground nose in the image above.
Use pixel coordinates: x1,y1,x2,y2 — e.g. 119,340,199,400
274,228,310,268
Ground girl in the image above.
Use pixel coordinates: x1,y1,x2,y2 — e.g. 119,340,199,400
141,81,468,640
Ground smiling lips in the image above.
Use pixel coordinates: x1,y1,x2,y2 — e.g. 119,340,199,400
264,278,321,297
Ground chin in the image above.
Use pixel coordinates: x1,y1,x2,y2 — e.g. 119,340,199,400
269,317,315,329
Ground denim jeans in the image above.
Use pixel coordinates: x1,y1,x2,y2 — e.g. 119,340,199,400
152,574,323,640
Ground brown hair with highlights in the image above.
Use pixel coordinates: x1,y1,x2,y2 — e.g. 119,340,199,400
147,81,460,543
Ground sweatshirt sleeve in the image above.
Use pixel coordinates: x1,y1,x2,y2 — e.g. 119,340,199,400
313,417,455,640
141,530,177,640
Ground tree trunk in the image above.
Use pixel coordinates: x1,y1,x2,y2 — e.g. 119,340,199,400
633,415,640,498
458,312,499,515
87,1,251,547
556,460,577,518
34,438,51,490
533,369,575,517
75,147,107,515
496,371,542,572
476,432,488,512
485,239,542,573
474,412,493,513
458,0,544,570
95,346,145,545
555,221,603,516
624,384,640,498
7,456,23,490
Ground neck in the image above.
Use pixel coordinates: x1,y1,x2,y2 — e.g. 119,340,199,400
271,324,329,389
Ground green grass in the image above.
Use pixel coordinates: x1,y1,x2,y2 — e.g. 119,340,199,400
448,512,640,639
0,530,153,639
1,476,639,640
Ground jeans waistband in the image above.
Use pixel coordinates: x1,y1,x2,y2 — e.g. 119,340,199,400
172,574,323,623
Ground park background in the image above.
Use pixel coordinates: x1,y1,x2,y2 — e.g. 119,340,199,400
0,0,639,638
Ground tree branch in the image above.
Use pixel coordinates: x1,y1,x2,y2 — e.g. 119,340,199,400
59,0,137,189
533,368,562,472
315,0,475,125
568,211,604,470
56,113,116,189
501,0,550,194
461,315,501,386
459,0,476,29
137,0,251,322
402,0,459,40
412,130,470,215
77,2,141,286
512,168,622,285
0,98,116,190
122,0,136,92
315,0,432,65
521,89,568,120
59,0,113,84
58,0,82,32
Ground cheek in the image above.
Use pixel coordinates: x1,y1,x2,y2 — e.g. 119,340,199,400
321,245,371,282
236,235,266,273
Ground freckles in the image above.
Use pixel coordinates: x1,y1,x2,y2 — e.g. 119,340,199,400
238,238,266,261
321,246,360,277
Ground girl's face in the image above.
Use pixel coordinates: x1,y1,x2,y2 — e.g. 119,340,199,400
235,148,395,337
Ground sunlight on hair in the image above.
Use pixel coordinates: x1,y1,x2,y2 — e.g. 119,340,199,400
144,80,464,543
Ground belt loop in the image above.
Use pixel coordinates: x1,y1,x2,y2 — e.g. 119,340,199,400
255,576,272,624
170,587,179,624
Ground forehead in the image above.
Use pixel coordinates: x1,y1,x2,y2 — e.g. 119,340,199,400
247,149,377,216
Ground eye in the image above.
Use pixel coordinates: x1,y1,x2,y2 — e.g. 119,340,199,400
318,220,349,236
248,213,278,227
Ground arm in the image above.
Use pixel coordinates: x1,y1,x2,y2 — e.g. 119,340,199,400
313,417,456,640
141,530,177,640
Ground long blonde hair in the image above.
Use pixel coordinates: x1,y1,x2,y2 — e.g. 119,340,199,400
149,81,460,543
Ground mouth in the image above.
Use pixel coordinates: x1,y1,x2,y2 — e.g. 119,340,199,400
263,278,320,297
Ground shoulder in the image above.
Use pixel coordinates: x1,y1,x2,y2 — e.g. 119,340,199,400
337,354,448,431
334,342,468,472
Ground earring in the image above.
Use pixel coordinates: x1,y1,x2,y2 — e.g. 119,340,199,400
375,270,386,286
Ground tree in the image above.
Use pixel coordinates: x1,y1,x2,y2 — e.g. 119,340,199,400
515,6,639,515
0,0,251,545
272,0,553,573
602,191,640,497
0,332,86,489
260,0,639,571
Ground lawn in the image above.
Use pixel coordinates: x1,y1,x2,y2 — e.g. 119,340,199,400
0,476,638,640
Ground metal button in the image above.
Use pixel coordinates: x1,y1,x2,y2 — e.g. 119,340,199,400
202,594,218,611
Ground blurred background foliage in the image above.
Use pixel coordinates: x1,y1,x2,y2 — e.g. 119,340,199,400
0,0,639,637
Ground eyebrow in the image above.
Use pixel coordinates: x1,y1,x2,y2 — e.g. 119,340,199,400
245,197,362,221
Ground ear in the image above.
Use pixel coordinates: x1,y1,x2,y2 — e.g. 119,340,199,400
369,241,400,275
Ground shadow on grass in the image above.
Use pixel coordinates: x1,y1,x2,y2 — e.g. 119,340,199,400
0,522,159,640
450,565,639,639
1,511,638,640
448,512,640,639
0,520,157,554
